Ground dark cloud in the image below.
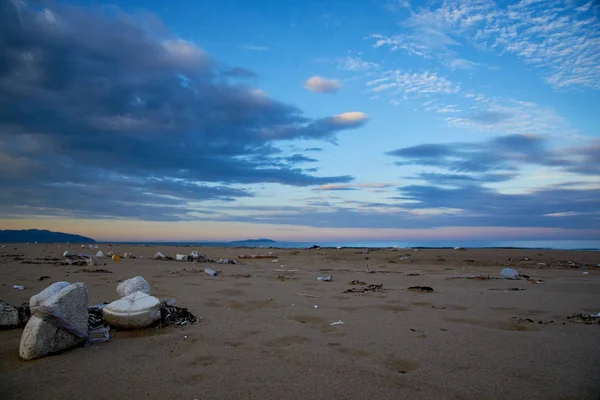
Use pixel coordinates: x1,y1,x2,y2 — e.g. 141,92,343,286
304,147,323,152
0,1,366,219
386,134,596,175
285,154,318,163
192,184,600,233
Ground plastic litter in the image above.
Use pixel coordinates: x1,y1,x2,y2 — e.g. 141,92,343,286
176,254,188,262
96,251,104,258
313,305,318,309
582,271,589,275
330,320,344,326
153,252,165,260
63,251,71,257
112,254,120,261
501,268,519,280
12,285,24,290
204,268,217,277
317,275,333,282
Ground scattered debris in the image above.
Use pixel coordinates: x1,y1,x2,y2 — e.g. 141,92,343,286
330,320,344,326
567,313,600,325
343,284,385,294
501,268,519,280
349,280,367,285
38,276,51,281
229,274,252,278
488,288,525,291
408,286,434,293
153,252,166,260
276,274,298,281
406,273,420,276
74,268,112,273
237,254,277,259
12,285,24,290
446,276,506,281
317,275,332,282
204,268,217,277
154,304,198,328
176,254,188,262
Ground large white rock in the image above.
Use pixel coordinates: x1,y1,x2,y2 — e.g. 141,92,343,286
117,276,151,297
19,282,88,361
102,291,161,329
0,301,20,328
30,281,71,313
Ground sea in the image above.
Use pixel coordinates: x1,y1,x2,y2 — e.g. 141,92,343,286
109,240,600,251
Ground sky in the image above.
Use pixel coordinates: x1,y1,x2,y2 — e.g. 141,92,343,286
0,0,599,242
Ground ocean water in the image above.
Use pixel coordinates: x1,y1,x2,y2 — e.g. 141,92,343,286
112,240,600,250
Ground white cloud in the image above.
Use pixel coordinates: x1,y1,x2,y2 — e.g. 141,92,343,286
304,76,342,94
367,70,460,96
372,0,600,90
330,112,368,125
237,45,270,51
335,56,380,71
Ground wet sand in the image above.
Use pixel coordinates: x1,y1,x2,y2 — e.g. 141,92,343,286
1,244,600,400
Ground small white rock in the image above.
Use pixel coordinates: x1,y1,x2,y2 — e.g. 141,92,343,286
117,276,151,297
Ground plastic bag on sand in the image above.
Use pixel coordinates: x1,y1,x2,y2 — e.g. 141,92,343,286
501,268,519,280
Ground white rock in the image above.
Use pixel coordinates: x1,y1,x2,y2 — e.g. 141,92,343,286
176,254,188,261
153,252,165,260
30,282,71,313
63,251,71,257
117,276,151,297
96,250,104,257
0,301,20,328
102,291,161,329
19,282,88,361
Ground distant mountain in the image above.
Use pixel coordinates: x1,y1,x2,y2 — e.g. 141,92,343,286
229,238,276,244
0,229,95,243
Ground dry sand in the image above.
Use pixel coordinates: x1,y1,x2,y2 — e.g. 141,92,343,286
1,244,599,400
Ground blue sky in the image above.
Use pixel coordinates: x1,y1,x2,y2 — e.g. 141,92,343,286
0,0,599,241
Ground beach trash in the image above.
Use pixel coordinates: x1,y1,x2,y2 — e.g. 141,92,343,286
19,282,88,361
0,301,20,328
176,254,188,262
330,320,344,326
501,268,519,280
30,281,71,313
153,252,165,260
102,291,161,329
96,251,104,258
107,251,114,257
117,276,151,297
190,251,200,259
112,254,120,261
204,268,217,277
317,275,333,282
62,251,71,257
12,285,25,290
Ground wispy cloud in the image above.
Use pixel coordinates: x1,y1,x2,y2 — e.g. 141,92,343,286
237,45,270,51
372,0,600,89
304,76,342,94
335,56,380,71
313,182,394,191
367,70,460,96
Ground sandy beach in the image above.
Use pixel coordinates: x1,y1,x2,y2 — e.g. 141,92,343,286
1,244,599,400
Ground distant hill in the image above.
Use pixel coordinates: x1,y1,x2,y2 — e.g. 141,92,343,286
0,229,95,243
229,238,276,244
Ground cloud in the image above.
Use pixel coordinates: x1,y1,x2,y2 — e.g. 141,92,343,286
0,1,369,220
304,76,342,93
367,70,460,97
313,184,358,191
335,56,380,71
237,45,270,51
372,0,600,90
313,182,393,191
304,147,323,152
387,134,600,178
